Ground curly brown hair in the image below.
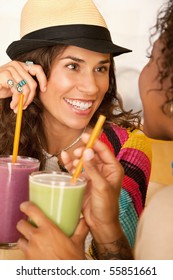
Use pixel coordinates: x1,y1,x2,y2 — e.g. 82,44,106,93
0,45,141,168
149,0,173,99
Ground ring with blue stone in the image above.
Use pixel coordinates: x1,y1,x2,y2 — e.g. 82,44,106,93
16,79,27,93
18,79,27,87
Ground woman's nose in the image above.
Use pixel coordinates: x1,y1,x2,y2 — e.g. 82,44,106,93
77,72,99,95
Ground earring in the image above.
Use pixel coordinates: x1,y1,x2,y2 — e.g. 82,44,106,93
162,100,173,117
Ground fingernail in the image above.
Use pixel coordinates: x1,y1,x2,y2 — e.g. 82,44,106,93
83,148,94,161
10,102,14,109
42,86,47,92
20,202,25,210
20,201,28,211
16,220,22,228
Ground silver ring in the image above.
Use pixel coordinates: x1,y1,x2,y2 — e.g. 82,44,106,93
16,79,27,93
25,60,34,66
25,61,34,73
7,79,14,88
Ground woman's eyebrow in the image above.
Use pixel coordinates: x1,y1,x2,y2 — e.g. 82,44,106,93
60,55,110,64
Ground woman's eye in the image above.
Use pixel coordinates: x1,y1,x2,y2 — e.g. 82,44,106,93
95,66,108,73
67,63,78,70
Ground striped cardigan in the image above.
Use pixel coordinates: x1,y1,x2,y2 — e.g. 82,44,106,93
45,122,152,248
99,123,152,247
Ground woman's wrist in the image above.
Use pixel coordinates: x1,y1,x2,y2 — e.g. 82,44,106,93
91,221,122,244
91,235,133,260
90,223,133,260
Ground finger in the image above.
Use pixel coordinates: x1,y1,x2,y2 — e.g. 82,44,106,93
12,61,42,107
83,147,121,198
60,150,71,165
9,71,37,109
0,67,24,100
73,146,85,157
60,150,73,172
0,61,46,110
82,148,98,175
12,61,46,94
23,62,47,93
17,237,28,252
0,64,35,110
16,219,36,241
25,60,34,74
0,63,18,90
82,133,118,165
71,218,89,247
10,81,31,113
19,201,48,227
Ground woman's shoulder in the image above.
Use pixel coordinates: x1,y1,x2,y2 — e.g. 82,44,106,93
122,128,152,160
102,122,151,146
148,185,173,208
100,122,152,160
99,122,128,155
102,122,129,142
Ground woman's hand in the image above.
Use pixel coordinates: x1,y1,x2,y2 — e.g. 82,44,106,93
0,60,47,112
61,133,124,243
61,134,134,260
17,201,89,260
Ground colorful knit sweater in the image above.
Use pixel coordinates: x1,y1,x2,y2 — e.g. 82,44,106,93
99,123,152,247
45,122,152,248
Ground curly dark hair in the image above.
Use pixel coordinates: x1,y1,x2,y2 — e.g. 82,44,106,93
149,0,173,99
0,45,141,168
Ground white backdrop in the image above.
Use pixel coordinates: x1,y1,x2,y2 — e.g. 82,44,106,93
0,0,165,113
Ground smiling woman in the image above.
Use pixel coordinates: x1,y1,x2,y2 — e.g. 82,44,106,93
0,0,151,260
40,47,110,131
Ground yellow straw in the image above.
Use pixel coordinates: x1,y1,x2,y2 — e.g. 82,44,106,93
12,94,24,163
71,114,106,183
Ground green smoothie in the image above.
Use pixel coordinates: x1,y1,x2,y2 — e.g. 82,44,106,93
29,171,86,236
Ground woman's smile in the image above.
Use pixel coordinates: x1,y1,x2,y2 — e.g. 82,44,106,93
64,97,93,113
40,45,110,128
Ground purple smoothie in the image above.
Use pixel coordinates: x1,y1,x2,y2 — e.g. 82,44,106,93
0,156,40,246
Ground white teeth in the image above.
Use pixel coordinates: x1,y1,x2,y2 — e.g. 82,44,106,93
64,98,92,111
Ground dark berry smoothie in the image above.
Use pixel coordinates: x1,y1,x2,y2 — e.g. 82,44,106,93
0,156,40,247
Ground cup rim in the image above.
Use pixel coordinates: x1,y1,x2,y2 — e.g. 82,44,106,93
29,170,86,187
0,155,40,166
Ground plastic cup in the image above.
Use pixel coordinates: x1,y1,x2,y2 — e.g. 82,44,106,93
0,156,40,248
29,171,86,237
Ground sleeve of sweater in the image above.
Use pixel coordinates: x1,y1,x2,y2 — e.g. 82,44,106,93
100,123,152,247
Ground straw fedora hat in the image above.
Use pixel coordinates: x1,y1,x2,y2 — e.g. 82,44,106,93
6,0,131,59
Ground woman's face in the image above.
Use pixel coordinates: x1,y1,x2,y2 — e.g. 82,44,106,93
139,39,173,140
39,45,110,130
